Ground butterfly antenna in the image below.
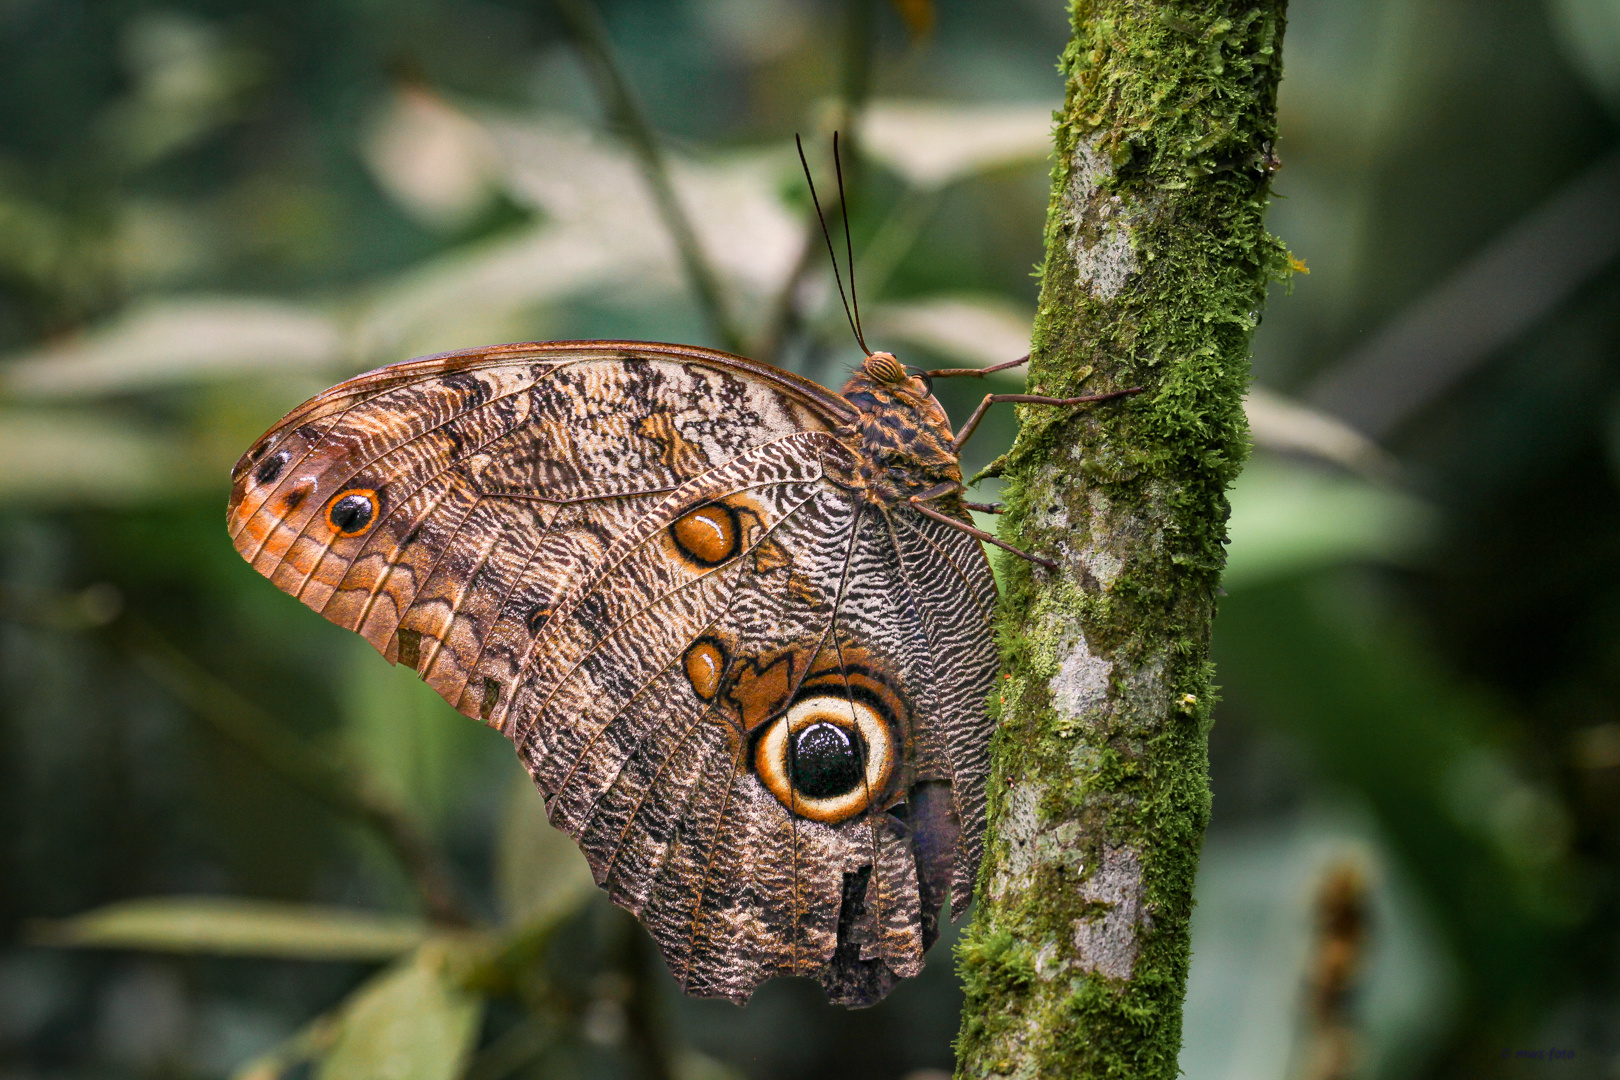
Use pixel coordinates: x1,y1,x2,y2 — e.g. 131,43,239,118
832,132,870,355
795,134,865,355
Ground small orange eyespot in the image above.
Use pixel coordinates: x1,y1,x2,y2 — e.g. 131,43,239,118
670,503,740,566
326,489,378,536
683,639,726,701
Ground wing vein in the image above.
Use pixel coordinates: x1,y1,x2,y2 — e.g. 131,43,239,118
513,481,823,744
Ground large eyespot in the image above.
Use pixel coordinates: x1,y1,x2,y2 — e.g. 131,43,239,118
755,694,895,824
791,723,865,797
670,503,740,566
326,489,378,536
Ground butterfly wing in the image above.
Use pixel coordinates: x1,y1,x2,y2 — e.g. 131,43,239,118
510,450,936,1003
884,509,1000,920
225,340,991,1004
227,340,852,705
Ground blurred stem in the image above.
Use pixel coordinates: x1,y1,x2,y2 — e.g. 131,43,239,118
618,912,674,1080
1295,861,1371,1080
853,186,940,309
954,2,1289,1078
119,618,474,928
756,0,879,362
463,1018,555,1080
553,0,745,355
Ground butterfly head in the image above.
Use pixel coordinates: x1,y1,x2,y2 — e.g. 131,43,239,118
862,351,907,384
842,351,937,407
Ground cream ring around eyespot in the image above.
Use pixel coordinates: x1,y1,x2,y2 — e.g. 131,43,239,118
755,695,894,824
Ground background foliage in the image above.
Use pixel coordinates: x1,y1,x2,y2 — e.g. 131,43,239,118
1,1,1617,1078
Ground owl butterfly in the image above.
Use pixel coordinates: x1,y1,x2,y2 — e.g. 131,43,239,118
226,141,1137,1005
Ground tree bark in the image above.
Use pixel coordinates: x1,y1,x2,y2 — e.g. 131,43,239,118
955,3,1289,1078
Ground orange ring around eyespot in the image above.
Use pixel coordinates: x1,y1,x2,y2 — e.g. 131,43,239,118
325,488,379,537
755,695,895,825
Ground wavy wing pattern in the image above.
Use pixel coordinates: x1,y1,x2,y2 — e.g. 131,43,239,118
225,340,998,1005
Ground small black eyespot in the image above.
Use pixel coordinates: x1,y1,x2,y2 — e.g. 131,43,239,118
790,722,865,799
254,451,289,486
328,492,376,534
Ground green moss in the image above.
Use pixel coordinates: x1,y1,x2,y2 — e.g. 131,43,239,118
960,929,1039,997
953,2,1290,1078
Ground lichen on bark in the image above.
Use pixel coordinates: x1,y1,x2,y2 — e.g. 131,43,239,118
954,3,1291,1078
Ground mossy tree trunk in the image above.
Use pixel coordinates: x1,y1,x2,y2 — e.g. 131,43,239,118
955,3,1289,1078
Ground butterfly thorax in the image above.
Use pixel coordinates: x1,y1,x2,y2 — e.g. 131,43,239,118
834,352,964,508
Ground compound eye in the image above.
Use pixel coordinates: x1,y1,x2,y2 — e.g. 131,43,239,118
754,694,895,824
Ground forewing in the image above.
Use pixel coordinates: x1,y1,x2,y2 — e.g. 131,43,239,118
225,341,848,720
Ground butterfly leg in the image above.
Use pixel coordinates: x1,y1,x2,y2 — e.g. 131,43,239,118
963,501,1003,514
950,387,1142,453
907,485,1057,571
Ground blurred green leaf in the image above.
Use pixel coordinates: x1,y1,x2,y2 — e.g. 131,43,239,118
2,297,345,398
1223,457,1435,590
1242,387,1399,479
356,117,802,361
862,100,1058,189
673,1048,748,1080
98,12,266,169
342,639,487,832
32,897,433,959
316,943,484,1080
1179,813,1457,1080
1547,0,1620,111
0,410,203,503
229,1015,341,1080
1215,575,1583,1020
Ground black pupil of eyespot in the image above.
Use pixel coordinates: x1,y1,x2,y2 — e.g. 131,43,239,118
789,722,865,799
331,494,373,532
